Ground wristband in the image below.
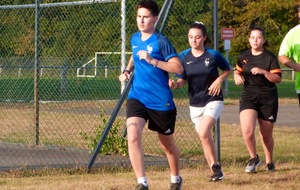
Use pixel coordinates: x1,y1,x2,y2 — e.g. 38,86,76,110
122,69,131,74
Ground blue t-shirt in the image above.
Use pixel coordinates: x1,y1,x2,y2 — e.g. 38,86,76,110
128,30,178,111
176,48,231,107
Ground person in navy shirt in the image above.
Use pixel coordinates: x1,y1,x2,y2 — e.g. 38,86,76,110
170,22,231,182
118,1,183,189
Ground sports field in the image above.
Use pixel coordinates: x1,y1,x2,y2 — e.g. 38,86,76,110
1,121,299,190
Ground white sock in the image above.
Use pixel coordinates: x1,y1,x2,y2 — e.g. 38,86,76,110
137,177,148,186
171,174,180,183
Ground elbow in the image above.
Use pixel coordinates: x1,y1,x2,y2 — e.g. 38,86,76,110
175,65,184,75
281,62,288,67
276,78,282,84
274,76,282,84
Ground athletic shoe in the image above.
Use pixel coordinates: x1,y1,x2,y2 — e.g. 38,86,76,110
170,176,182,190
210,164,224,182
245,155,261,173
135,183,149,190
266,162,275,172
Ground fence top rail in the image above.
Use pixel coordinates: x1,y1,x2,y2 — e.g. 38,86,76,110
0,0,118,10
96,52,132,55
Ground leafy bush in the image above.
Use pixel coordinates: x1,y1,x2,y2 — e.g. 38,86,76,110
80,111,128,156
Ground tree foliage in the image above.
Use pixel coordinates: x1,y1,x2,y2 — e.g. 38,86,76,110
0,0,299,67
218,0,299,55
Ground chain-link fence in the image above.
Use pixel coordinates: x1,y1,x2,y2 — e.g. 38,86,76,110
0,0,294,172
0,0,214,171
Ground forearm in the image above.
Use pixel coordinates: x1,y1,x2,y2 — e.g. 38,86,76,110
279,55,300,71
124,56,134,73
217,70,231,83
263,71,281,83
150,57,183,74
169,78,186,89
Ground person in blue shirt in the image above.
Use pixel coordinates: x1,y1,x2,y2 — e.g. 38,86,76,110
170,22,231,182
118,1,183,189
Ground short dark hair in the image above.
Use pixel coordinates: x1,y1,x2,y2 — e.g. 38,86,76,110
137,0,159,16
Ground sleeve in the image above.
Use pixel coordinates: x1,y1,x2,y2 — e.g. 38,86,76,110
269,54,282,77
278,30,292,57
235,54,244,73
215,51,231,71
158,35,178,62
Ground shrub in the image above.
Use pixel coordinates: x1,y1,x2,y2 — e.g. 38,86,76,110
80,111,128,156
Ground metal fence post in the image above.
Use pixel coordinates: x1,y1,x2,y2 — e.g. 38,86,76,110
34,0,41,146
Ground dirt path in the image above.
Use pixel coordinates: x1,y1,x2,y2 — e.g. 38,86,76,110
221,103,299,127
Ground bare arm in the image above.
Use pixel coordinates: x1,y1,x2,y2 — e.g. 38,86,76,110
119,56,134,82
208,69,231,96
169,78,187,89
137,50,183,74
251,67,281,83
278,55,300,71
233,70,245,85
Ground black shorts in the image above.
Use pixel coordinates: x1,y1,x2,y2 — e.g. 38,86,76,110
240,93,278,122
126,99,177,135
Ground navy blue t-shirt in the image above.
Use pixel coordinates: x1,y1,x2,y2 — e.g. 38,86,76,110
176,48,231,107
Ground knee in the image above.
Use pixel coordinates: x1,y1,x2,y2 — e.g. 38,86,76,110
198,131,210,143
161,143,178,155
127,134,140,146
261,135,273,143
242,128,255,140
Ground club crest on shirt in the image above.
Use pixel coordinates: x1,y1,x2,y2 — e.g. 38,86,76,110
205,58,210,67
242,59,248,65
147,44,153,54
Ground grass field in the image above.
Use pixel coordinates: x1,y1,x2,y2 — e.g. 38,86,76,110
0,77,297,101
0,77,299,190
0,123,299,190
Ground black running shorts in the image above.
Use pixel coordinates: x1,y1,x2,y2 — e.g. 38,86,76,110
126,98,177,135
239,92,278,122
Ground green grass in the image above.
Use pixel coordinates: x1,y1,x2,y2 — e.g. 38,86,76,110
0,77,121,101
173,79,297,100
0,124,299,190
0,77,297,101
226,79,297,99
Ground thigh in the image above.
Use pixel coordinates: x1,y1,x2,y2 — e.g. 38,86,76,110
158,133,176,149
126,117,146,141
240,109,258,134
258,118,274,137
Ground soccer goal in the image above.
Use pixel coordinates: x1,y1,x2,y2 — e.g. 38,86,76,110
76,51,132,78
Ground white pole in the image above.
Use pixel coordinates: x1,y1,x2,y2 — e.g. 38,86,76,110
120,0,126,93
105,65,107,78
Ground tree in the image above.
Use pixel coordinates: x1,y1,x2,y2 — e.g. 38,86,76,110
218,0,299,55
